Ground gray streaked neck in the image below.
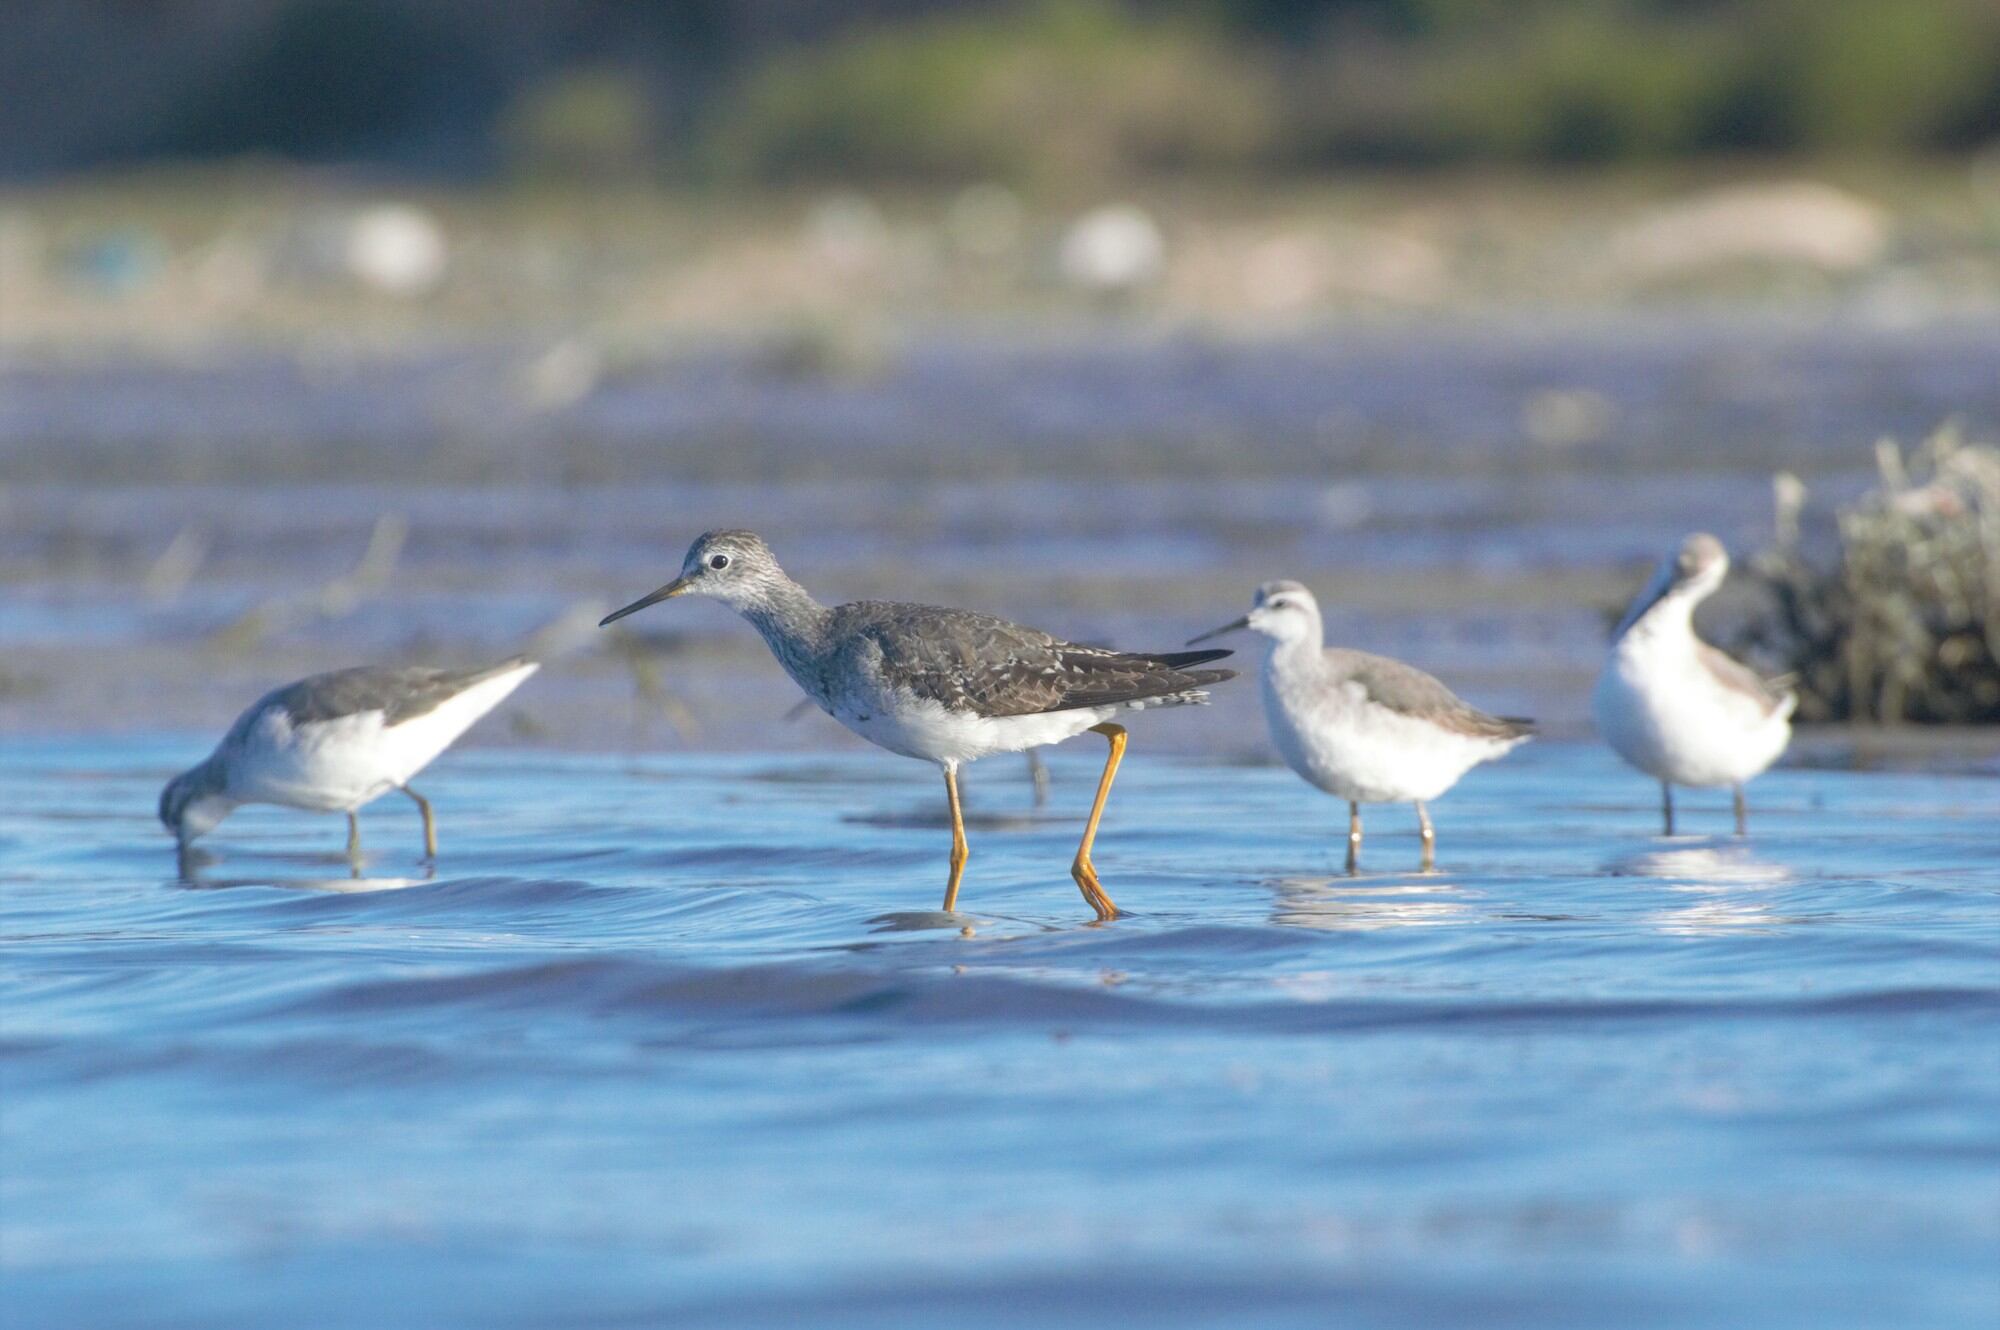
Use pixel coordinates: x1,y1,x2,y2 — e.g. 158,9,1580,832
740,575,835,660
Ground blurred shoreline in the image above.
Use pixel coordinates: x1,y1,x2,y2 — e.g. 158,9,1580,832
4,169,1998,754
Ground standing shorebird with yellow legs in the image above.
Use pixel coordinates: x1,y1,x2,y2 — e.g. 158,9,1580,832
601,530,1234,920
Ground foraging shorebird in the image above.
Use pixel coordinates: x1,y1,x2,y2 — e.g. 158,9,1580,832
600,530,1234,919
160,657,538,862
1191,581,1531,872
1593,532,1794,835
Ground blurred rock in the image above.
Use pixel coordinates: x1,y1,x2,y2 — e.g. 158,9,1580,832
1521,388,1615,448
521,339,604,411
1608,181,1890,277
1059,204,1165,294
344,204,448,297
804,192,888,274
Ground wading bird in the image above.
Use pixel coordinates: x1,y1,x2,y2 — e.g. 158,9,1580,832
600,531,1232,920
1593,533,1793,835
1192,581,1531,872
160,658,538,863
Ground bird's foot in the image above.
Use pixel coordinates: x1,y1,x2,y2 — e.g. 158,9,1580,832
1069,857,1119,921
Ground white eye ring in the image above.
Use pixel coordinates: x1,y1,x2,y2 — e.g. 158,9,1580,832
708,553,732,571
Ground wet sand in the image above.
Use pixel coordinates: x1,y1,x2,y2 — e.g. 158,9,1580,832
5,311,1998,749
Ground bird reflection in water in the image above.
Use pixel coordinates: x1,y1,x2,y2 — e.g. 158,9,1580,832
1611,845,1801,935
1266,874,1475,931
174,845,436,894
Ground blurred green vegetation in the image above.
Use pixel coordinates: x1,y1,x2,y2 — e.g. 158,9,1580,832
11,1,2000,183
698,0,2000,181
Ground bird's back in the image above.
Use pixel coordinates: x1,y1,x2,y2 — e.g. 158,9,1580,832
1322,648,1534,743
220,657,538,806
829,600,1233,718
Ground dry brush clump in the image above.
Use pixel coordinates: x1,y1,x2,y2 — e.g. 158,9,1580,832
1733,424,2000,724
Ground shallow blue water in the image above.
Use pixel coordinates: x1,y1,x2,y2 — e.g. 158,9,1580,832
4,738,1997,1327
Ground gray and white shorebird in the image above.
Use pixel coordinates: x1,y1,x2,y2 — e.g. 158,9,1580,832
1593,532,1794,835
599,530,1235,920
159,657,539,862
1191,581,1532,872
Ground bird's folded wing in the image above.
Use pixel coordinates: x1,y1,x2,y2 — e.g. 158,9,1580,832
858,607,1228,717
1697,643,1792,718
1342,652,1532,740
269,658,534,727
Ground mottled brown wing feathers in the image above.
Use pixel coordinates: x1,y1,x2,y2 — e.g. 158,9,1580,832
851,603,1233,717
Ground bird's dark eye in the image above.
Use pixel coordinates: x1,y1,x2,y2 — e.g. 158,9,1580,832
707,553,731,571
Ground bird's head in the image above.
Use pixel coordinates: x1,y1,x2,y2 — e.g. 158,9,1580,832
159,764,232,845
600,530,789,624
1615,531,1730,638
1189,579,1322,648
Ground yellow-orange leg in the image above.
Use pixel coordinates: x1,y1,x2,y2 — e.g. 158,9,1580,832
1070,723,1126,921
940,764,970,912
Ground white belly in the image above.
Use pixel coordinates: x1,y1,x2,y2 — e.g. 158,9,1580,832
1263,671,1515,804
1593,642,1789,787
227,710,403,811
832,693,1109,766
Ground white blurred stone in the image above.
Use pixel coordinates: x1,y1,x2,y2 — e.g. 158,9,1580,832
345,204,448,296
1316,483,1372,529
1521,388,1615,448
1608,181,1889,277
1059,204,1165,293
805,192,888,272
522,339,604,410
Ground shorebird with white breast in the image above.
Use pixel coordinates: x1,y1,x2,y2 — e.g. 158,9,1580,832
160,657,538,863
1191,581,1531,872
1593,532,1793,835
600,530,1234,920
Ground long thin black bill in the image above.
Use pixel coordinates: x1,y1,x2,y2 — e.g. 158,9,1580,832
1186,616,1249,646
599,578,690,627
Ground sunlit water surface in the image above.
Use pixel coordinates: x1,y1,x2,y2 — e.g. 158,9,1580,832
4,739,1997,1328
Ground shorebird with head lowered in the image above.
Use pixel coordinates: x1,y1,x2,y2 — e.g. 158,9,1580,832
1192,581,1531,872
160,657,538,864
600,530,1235,920
1594,532,1793,835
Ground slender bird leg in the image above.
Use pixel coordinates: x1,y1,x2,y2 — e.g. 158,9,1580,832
1415,800,1436,871
941,764,970,913
402,785,438,860
1346,802,1362,876
1733,784,1747,838
1027,749,1050,809
345,812,363,866
1069,724,1126,921
1660,782,1675,837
